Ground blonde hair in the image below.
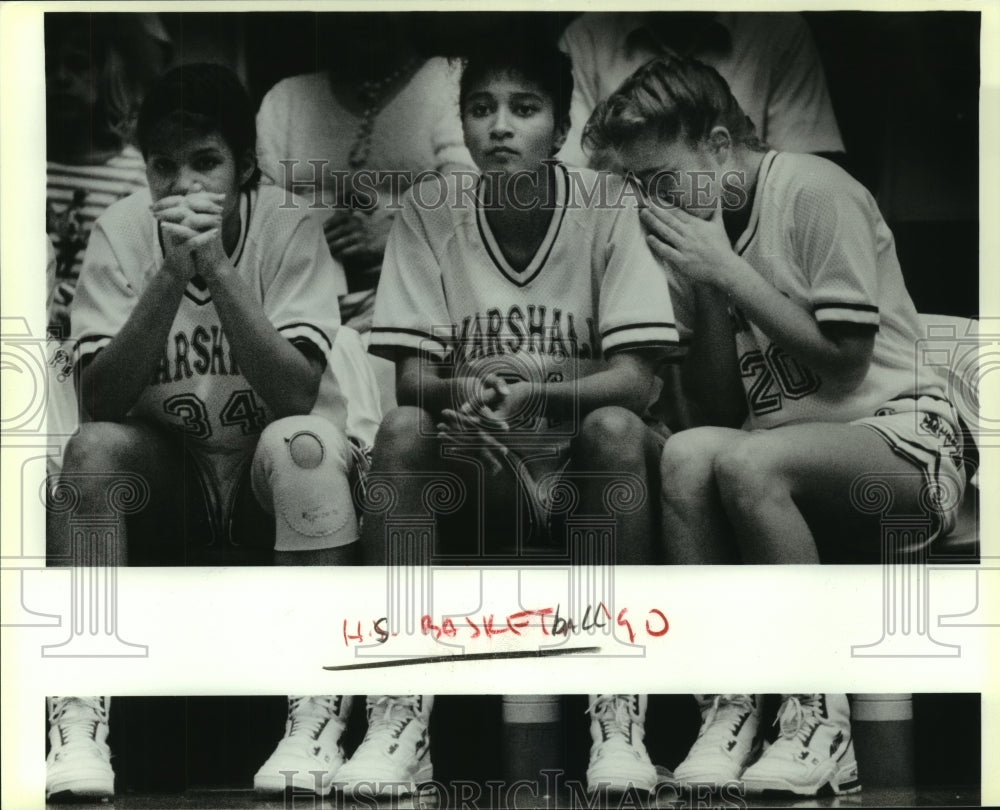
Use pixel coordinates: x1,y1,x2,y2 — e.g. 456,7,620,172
583,55,764,155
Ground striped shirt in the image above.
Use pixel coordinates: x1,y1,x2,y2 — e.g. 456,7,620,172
46,145,148,283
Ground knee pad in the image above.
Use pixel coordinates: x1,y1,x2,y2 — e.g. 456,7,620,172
252,416,358,551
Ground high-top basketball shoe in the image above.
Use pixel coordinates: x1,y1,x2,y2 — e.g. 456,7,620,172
335,695,434,797
254,695,352,795
46,696,115,800
741,694,862,796
674,694,763,786
586,694,658,794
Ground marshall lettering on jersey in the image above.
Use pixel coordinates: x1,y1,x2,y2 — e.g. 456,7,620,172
71,184,348,505
450,306,601,363
151,324,241,384
371,164,679,406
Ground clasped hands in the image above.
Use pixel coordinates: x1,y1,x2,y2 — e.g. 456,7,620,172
152,183,228,283
436,374,533,476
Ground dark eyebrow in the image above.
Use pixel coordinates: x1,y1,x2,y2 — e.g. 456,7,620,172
510,91,544,103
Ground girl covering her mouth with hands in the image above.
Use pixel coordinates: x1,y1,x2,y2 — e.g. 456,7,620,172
584,55,969,564
56,63,373,566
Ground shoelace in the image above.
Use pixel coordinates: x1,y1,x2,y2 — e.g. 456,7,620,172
285,696,341,741
697,694,754,744
774,695,822,746
362,696,422,747
586,695,635,748
50,697,107,751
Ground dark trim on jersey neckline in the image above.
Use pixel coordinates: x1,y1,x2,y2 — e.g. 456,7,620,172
475,162,569,288
735,150,777,258
179,188,252,306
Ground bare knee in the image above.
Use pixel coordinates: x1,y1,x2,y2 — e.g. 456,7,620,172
659,428,726,491
371,406,435,467
713,436,787,512
62,422,143,475
576,407,645,466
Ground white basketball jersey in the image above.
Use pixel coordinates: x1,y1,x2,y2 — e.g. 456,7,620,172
673,151,950,429
370,163,680,434
72,185,348,515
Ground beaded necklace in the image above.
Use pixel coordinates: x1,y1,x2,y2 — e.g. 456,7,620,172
347,56,421,170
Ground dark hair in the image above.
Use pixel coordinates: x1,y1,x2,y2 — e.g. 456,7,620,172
582,55,763,155
458,34,573,131
136,63,260,188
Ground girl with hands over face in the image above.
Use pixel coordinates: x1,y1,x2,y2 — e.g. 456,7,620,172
585,55,968,564
152,183,226,282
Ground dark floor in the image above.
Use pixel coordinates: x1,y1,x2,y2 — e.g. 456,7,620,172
45,786,982,809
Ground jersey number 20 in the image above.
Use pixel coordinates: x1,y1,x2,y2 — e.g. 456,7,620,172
739,345,820,416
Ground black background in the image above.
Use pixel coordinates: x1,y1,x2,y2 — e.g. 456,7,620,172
162,10,980,319
50,10,979,318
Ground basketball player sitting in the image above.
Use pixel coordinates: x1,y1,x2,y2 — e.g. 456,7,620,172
363,35,680,565
51,63,368,566
577,55,969,796
585,54,968,566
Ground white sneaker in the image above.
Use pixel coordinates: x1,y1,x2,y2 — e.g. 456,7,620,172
46,696,115,800
741,694,862,796
586,694,657,794
335,695,434,797
674,694,762,786
254,696,351,795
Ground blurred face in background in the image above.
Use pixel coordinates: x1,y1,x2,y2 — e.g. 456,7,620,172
45,26,103,132
46,14,173,163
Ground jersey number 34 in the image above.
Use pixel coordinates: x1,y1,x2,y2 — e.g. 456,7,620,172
162,389,267,440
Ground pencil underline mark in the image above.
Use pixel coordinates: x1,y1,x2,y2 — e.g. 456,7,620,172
324,646,601,671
